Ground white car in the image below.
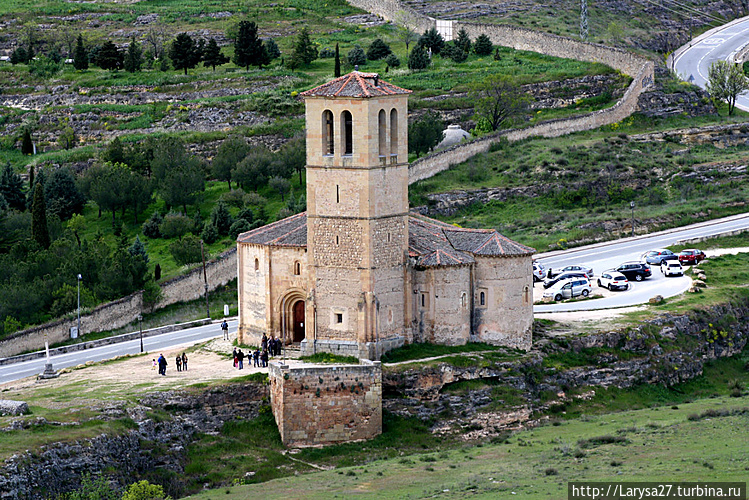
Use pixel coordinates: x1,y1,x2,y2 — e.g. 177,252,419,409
597,271,629,291
661,260,684,277
532,261,545,282
543,278,593,301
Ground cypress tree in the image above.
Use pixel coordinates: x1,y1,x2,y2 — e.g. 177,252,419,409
21,130,33,155
334,43,341,77
31,183,50,249
73,34,89,70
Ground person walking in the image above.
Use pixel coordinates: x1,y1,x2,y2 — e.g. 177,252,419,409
237,349,245,370
157,354,167,376
152,359,157,371
175,354,182,372
221,320,229,340
232,347,238,368
182,352,188,371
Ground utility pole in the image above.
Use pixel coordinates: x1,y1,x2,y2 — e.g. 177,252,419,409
201,240,210,319
580,0,589,41
630,201,636,238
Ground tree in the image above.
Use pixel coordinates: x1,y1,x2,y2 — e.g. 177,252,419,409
202,38,229,71
408,44,429,71
67,213,86,247
470,74,530,131
73,34,88,70
87,162,131,223
21,129,33,155
394,10,419,53
102,136,126,165
288,28,317,69
455,28,471,54
31,183,50,249
142,211,163,238
151,138,205,213
124,37,143,73
96,41,123,71
419,27,444,54
169,234,203,266
10,47,28,65
145,24,167,60
232,146,274,191
170,33,201,75
265,39,281,60
706,60,749,116
473,34,493,56
213,135,250,189
408,110,444,158
44,168,85,220
367,38,392,60
233,20,268,70
0,163,25,211
347,45,366,67
279,134,306,185
210,201,233,235
269,176,291,201
127,173,152,224
59,122,76,150
385,53,400,69
334,43,341,78
64,473,120,500
128,236,149,265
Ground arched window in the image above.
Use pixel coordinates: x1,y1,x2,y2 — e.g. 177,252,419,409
378,109,387,158
322,110,334,155
480,291,486,306
341,110,353,155
523,285,530,305
294,261,301,275
390,108,398,159
254,258,259,271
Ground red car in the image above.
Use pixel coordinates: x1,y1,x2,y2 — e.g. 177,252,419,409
678,249,706,265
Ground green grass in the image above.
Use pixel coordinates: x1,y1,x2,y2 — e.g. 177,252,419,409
668,230,749,253
298,353,360,365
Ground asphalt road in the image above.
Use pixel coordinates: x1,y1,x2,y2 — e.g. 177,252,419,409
533,212,749,312
673,16,749,112
0,320,236,385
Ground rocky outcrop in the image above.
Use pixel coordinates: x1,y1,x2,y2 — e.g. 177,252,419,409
0,382,268,499
0,401,28,417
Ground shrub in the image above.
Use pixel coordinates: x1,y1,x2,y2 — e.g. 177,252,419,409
544,468,558,476
142,212,163,238
347,45,366,67
210,201,233,235
319,47,335,58
220,189,248,208
385,53,400,68
367,38,391,60
159,213,193,239
169,234,203,266
200,223,219,244
474,34,493,56
229,219,252,239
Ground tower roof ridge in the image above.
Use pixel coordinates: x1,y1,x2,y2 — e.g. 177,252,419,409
300,71,412,98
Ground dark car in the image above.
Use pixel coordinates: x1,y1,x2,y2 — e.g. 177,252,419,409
543,271,589,289
679,249,706,265
615,261,652,281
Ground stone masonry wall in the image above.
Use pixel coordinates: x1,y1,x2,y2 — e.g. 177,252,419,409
269,360,382,446
345,0,654,185
1,248,237,359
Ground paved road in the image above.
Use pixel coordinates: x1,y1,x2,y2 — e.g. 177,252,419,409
533,213,749,312
0,320,236,385
673,16,749,112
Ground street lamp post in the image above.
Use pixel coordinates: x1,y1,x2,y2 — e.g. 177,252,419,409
630,201,636,238
77,274,82,337
138,314,143,353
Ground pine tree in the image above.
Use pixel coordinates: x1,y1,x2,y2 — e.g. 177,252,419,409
169,33,201,75
73,34,88,70
0,163,25,211
473,34,493,56
366,38,392,60
210,200,233,235
31,183,50,249
97,41,123,71
455,28,471,54
128,236,149,264
21,130,33,155
233,20,265,70
419,27,444,54
124,37,143,73
408,45,429,71
202,38,229,71
334,43,341,77
288,28,317,69
265,39,281,60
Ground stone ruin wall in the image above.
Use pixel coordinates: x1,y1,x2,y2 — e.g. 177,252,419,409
269,360,382,446
1,248,237,359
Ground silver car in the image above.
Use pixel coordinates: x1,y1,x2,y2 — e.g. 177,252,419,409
543,278,593,301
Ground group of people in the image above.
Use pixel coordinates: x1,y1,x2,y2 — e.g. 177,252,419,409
153,352,187,376
231,334,283,369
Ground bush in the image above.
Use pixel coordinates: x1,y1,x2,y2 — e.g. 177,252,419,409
169,234,203,266
220,189,248,208
367,38,392,60
159,213,193,239
142,211,163,238
319,47,335,58
230,219,253,239
347,45,366,67
385,53,400,68
544,468,558,476
210,200,233,235
200,223,219,244
474,34,493,56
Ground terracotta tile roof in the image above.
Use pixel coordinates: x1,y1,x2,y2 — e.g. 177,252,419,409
237,212,534,265
236,212,307,247
299,71,412,98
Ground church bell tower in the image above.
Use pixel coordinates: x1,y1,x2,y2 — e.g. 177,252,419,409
300,71,411,360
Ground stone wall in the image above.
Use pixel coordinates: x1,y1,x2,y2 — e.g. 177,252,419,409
1,248,237,359
268,360,382,446
346,0,654,186
411,265,472,345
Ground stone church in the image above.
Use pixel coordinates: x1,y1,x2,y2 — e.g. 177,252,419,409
236,71,535,360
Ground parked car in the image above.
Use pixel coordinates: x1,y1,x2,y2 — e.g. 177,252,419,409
543,278,593,302
546,264,594,279
597,271,629,291
661,260,684,277
615,261,652,281
679,249,706,265
641,249,675,265
532,261,546,282
544,271,589,289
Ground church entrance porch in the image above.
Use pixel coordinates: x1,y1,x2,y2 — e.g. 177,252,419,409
292,300,305,342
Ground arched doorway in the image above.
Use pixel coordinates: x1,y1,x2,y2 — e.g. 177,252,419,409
292,300,305,342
